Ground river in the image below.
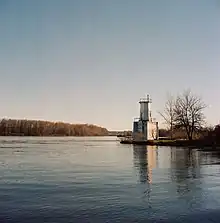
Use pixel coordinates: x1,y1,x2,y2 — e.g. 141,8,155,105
0,136,220,222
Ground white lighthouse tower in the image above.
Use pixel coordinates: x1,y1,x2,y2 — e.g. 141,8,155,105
133,95,159,141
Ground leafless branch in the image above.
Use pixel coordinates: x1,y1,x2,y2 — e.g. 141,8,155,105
158,93,175,139
173,89,206,140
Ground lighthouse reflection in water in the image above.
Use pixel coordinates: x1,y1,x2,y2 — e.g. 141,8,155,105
133,145,157,184
133,145,200,185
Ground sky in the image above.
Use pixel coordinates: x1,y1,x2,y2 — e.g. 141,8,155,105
0,0,220,130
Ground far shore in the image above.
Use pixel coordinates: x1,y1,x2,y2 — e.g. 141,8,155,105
0,134,113,137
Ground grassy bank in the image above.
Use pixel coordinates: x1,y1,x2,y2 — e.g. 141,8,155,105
147,139,219,148
120,139,220,149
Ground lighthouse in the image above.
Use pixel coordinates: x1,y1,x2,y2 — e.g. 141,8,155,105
139,94,151,121
132,95,159,141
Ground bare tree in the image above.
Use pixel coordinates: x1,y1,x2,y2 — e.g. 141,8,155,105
173,90,206,140
158,93,175,139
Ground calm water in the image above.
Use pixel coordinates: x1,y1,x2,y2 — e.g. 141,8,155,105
1,137,220,223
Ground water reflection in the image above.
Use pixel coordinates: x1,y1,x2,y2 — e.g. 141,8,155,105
132,145,158,207
133,145,158,184
133,146,202,184
169,148,201,196
133,146,212,212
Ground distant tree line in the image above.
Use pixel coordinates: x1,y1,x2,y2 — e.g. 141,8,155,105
108,131,132,137
201,125,220,145
0,119,108,136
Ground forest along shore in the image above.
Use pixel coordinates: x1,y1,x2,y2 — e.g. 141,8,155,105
0,119,109,136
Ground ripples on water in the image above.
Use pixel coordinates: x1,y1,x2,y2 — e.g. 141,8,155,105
0,136,220,223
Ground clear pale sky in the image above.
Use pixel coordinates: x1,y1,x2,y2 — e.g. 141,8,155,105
0,0,220,130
